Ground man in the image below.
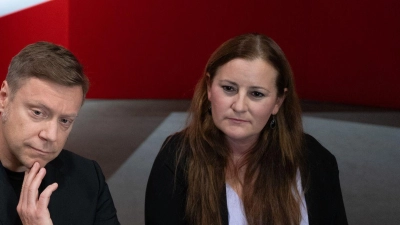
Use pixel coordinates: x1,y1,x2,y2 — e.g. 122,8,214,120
0,42,120,224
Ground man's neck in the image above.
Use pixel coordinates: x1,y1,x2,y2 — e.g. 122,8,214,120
0,150,26,172
0,128,26,172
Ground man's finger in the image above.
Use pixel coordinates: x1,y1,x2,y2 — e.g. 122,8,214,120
19,162,41,208
27,167,47,207
37,183,58,211
23,162,41,188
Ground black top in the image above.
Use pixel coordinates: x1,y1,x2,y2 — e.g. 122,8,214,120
145,133,348,225
0,149,120,225
4,168,24,197
4,168,24,225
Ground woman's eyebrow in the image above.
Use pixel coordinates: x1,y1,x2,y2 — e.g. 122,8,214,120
219,80,238,86
249,86,270,93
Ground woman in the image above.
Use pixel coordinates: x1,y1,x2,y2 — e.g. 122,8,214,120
145,33,348,225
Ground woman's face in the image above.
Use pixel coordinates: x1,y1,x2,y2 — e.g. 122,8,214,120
207,58,285,147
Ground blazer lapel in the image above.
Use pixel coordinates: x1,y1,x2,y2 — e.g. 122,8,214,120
304,146,336,225
220,183,229,225
41,153,73,224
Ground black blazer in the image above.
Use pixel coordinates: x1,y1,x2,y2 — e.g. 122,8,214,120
145,133,348,225
0,150,120,225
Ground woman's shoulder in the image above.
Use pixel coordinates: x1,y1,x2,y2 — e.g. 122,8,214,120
160,132,185,155
153,131,186,170
304,133,338,170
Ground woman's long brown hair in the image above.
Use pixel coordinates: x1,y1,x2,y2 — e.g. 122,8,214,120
177,33,308,225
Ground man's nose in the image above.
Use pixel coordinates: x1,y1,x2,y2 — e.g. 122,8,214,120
39,120,58,142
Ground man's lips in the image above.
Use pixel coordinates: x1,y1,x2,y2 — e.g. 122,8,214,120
30,146,50,155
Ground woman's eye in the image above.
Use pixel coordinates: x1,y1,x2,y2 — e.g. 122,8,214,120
251,91,265,98
222,86,236,92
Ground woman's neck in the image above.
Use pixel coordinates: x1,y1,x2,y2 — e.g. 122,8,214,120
225,163,245,199
226,136,257,158
225,135,258,198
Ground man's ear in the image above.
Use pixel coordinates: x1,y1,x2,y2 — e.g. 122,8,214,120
0,81,10,113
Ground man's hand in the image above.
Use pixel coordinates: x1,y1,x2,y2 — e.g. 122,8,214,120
17,162,58,225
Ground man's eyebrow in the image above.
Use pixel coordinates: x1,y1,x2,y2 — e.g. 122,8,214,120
26,102,50,112
26,102,78,117
63,114,79,118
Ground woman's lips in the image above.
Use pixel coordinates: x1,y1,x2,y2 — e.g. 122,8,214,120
227,118,249,123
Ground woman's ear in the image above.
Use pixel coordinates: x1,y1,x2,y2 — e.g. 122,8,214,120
272,88,287,115
206,73,212,100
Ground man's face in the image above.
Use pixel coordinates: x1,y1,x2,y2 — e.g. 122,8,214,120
0,77,83,171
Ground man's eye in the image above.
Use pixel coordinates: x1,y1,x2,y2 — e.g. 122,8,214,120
33,110,42,116
60,118,73,125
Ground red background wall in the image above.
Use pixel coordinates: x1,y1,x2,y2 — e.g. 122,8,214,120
0,0,69,68
1,0,399,109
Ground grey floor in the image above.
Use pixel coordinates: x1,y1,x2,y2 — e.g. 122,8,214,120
64,100,400,225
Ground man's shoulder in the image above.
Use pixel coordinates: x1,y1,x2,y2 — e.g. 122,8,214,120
57,149,93,163
45,152,118,224
56,149,96,168
48,149,100,177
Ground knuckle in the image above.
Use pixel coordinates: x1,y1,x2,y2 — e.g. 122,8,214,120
16,205,22,213
28,186,37,192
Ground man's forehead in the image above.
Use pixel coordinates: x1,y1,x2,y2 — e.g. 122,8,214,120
15,77,83,96
13,78,84,112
